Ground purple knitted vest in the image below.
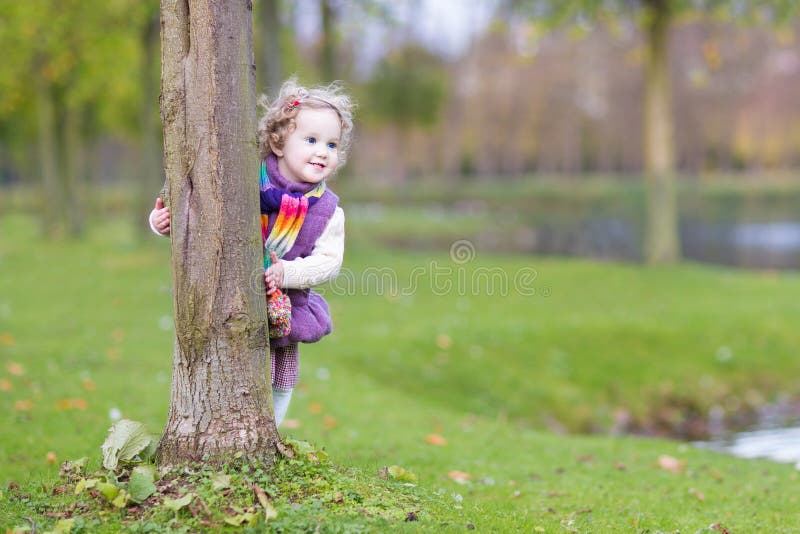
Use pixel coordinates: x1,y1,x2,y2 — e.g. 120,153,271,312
263,156,339,347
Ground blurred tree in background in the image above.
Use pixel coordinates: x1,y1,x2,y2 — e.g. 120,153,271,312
1,0,799,260
0,0,158,237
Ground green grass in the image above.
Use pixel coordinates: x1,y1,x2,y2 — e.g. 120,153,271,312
1,212,800,532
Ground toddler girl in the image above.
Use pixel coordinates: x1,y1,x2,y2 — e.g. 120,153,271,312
149,78,353,426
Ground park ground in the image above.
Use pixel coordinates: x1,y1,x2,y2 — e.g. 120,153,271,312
1,209,800,532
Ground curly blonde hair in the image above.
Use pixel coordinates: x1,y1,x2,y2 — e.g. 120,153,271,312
257,78,355,166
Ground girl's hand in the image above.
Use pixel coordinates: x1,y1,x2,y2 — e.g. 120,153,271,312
152,198,171,235
265,251,284,295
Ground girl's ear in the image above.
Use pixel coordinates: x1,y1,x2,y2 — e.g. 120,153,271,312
269,140,284,157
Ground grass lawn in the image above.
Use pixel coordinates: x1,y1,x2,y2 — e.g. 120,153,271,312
1,212,799,532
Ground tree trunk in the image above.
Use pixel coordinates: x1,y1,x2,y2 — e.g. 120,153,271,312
158,0,278,468
256,0,283,92
643,0,679,264
35,74,63,238
320,0,335,81
63,104,86,237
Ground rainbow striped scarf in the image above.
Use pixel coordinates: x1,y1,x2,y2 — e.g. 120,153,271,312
259,158,326,269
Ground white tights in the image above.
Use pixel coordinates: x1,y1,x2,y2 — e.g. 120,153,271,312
272,387,293,427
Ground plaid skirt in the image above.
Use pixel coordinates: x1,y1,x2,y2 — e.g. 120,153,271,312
270,342,299,390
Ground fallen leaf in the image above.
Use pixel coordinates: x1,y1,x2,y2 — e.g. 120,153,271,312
211,473,231,490
129,467,157,503
689,487,705,501
55,399,89,411
14,399,33,411
308,402,323,414
282,419,301,429
46,452,57,464
425,434,447,446
48,518,75,533
448,470,472,484
163,493,194,512
101,419,156,470
323,415,338,429
82,379,96,392
379,465,417,483
6,362,24,376
436,334,452,350
0,379,11,392
0,333,15,346
657,455,685,473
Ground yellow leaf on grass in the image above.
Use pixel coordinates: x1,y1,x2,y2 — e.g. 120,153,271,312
6,362,24,376
55,398,89,411
0,332,15,346
425,434,447,446
0,378,12,392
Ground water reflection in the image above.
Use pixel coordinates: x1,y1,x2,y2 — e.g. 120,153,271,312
695,427,800,466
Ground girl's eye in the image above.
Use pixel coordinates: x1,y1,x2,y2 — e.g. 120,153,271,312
327,142,338,150
305,137,316,144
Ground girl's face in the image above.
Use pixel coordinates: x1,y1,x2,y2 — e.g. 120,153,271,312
274,107,342,185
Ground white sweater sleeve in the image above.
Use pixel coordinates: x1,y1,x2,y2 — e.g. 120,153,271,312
281,207,345,289
148,209,168,236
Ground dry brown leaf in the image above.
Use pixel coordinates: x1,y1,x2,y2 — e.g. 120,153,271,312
6,362,24,376
425,434,448,446
657,455,686,473
322,415,338,429
448,470,471,484
282,419,301,429
14,399,33,411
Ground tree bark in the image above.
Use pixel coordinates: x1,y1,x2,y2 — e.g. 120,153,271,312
158,0,278,468
643,0,679,264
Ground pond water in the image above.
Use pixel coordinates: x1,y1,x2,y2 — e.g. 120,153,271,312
694,426,800,467
533,218,800,269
